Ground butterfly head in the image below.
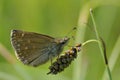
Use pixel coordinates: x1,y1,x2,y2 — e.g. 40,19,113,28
59,37,70,45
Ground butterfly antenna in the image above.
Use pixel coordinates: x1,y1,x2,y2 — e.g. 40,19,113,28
65,27,77,37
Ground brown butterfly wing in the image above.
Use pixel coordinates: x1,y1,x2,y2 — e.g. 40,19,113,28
11,30,56,66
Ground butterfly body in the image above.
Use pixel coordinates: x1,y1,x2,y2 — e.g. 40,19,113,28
11,30,69,67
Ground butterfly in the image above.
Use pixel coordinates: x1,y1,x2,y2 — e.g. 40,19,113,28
11,30,70,67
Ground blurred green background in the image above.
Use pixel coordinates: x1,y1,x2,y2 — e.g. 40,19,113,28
0,0,120,80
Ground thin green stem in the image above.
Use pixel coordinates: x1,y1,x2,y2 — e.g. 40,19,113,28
82,39,99,47
90,8,112,80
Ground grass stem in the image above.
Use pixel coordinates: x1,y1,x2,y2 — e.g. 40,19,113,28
90,8,112,80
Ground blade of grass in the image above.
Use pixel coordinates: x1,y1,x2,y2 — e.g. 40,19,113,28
73,3,90,80
90,8,112,80
0,43,15,64
102,36,120,80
